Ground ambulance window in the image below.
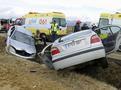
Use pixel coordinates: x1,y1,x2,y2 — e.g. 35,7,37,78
52,18,66,27
60,18,66,27
52,18,59,25
98,18,109,28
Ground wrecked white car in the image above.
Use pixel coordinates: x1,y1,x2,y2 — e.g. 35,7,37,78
40,30,107,70
6,26,36,59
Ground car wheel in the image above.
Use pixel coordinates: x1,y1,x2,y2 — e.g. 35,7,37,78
98,57,108,69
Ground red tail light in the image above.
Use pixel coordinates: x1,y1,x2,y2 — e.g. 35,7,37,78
91,35,101,44
51,47,60,55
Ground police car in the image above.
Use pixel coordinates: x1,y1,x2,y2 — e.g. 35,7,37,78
6,26,36,59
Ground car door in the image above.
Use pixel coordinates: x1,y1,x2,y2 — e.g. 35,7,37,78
97,26,115,53
110,26,121,51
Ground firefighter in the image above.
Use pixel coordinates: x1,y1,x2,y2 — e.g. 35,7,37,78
50,20,59,42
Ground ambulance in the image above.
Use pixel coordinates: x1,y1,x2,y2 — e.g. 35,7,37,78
99,12,121,27
22,12,67,40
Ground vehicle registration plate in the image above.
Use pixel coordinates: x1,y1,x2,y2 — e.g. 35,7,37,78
64,38,86,49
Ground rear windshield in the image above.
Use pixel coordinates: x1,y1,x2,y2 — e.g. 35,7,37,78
61,30,92,42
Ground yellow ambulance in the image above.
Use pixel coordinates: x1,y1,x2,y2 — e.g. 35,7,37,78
99,12,121,27
22,12,67,39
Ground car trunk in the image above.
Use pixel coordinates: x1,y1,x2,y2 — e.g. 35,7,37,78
59,32,92,56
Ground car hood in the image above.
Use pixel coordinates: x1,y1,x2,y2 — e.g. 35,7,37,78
10,40,36,54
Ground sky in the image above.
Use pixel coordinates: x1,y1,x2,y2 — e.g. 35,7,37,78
0,0,121,22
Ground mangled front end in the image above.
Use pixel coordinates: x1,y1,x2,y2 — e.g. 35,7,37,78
6,26,36,59
6,41,36,59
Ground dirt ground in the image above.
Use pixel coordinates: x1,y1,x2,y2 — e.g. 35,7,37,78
0,35,121,90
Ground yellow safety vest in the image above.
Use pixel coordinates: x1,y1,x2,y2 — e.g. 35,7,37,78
99,34,108,39
51,23,58,34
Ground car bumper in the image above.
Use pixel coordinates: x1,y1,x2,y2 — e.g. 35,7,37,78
6,46,36,59
10,52,36,59
52,46,105,70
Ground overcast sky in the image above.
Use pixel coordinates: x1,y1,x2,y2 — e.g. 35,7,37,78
0,0,121,22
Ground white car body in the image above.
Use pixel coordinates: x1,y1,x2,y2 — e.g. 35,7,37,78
6,26,36,59
41,30,106,70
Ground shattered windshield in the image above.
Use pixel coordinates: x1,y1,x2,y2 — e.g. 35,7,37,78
11,31,35,46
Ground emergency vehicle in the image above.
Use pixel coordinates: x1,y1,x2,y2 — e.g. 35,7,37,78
22,12,67,39
99,12,121,27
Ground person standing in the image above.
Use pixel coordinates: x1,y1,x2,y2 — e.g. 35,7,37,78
50,20,59,42
74,20,81,32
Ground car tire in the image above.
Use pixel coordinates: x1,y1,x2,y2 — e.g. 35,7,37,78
98,57,108,69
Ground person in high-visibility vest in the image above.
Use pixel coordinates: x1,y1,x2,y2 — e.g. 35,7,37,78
50,20,59,42
95,29,109,43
